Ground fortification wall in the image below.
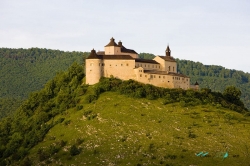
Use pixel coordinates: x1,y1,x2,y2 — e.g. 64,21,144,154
102,59,136,80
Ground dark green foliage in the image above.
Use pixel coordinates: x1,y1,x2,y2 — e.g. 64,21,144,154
0,63,85,163
70,145,81,156
0,48,88,119
94,77,248,113
138,53,155,60
176,59,250,110
0,98,23,119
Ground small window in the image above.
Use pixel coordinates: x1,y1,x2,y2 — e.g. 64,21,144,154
121,64,123,66
140,74,142,77
163,76,165,79
127,64,129,66
154,75,156,78
145,75,147,77
145,65,146,67
150,75,153,78
159,76,161,78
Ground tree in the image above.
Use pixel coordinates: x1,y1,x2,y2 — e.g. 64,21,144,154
223,86,241,102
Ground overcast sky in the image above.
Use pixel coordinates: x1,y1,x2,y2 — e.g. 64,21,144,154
1,0,250,73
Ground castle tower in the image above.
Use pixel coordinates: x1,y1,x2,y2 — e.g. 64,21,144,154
104,37,121,55
194,81,199,91
85,49,102,85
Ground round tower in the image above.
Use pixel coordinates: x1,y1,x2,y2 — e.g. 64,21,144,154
86,49,102,85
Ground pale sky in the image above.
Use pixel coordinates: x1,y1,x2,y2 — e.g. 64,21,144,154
1,0,250,73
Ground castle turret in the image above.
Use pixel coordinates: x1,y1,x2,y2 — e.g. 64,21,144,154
85,49,102,85
166,45,171,57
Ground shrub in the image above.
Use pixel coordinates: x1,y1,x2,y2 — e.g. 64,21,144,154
70,145,81,156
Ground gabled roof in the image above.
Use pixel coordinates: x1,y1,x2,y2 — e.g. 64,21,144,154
135,59,159,64
87,51,134,60
100,55,134,60
121,47,138,54
118,41,138,54
158,56,176,62
105,37,119,47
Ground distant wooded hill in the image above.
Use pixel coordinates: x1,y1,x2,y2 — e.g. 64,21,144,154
0,49,249,118
0,48,88,118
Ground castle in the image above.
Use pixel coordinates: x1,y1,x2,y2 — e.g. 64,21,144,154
86,37,198,90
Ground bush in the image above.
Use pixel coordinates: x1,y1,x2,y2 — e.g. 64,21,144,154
70,145,81,156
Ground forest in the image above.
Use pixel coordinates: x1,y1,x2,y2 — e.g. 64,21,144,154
0,49,250,119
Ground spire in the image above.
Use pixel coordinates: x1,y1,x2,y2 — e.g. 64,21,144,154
165,45,171,56
105,37,118,47
194,81,199,85
118,40,123,47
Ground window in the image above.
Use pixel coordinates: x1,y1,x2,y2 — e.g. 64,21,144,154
159,76,161,78
121,64,123,66
154,75,156,78
127,64,129,66
145,75,147,77
163,76,165,79
150,75,153,78
140,74,142,77
168,66,170,71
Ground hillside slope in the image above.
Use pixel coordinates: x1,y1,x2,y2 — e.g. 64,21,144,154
0,65,249,165
27,92,250,166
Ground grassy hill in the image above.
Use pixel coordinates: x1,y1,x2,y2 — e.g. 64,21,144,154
28,92,250,166
0,64,249,165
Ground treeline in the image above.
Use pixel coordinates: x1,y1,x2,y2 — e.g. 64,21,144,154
0,63,86,165
176,59,250,110
87,77,247,113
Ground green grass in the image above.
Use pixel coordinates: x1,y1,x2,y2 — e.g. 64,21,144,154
27,91,250,166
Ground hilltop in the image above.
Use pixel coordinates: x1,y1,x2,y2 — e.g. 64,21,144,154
1,49,250,119
0,63,249,165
